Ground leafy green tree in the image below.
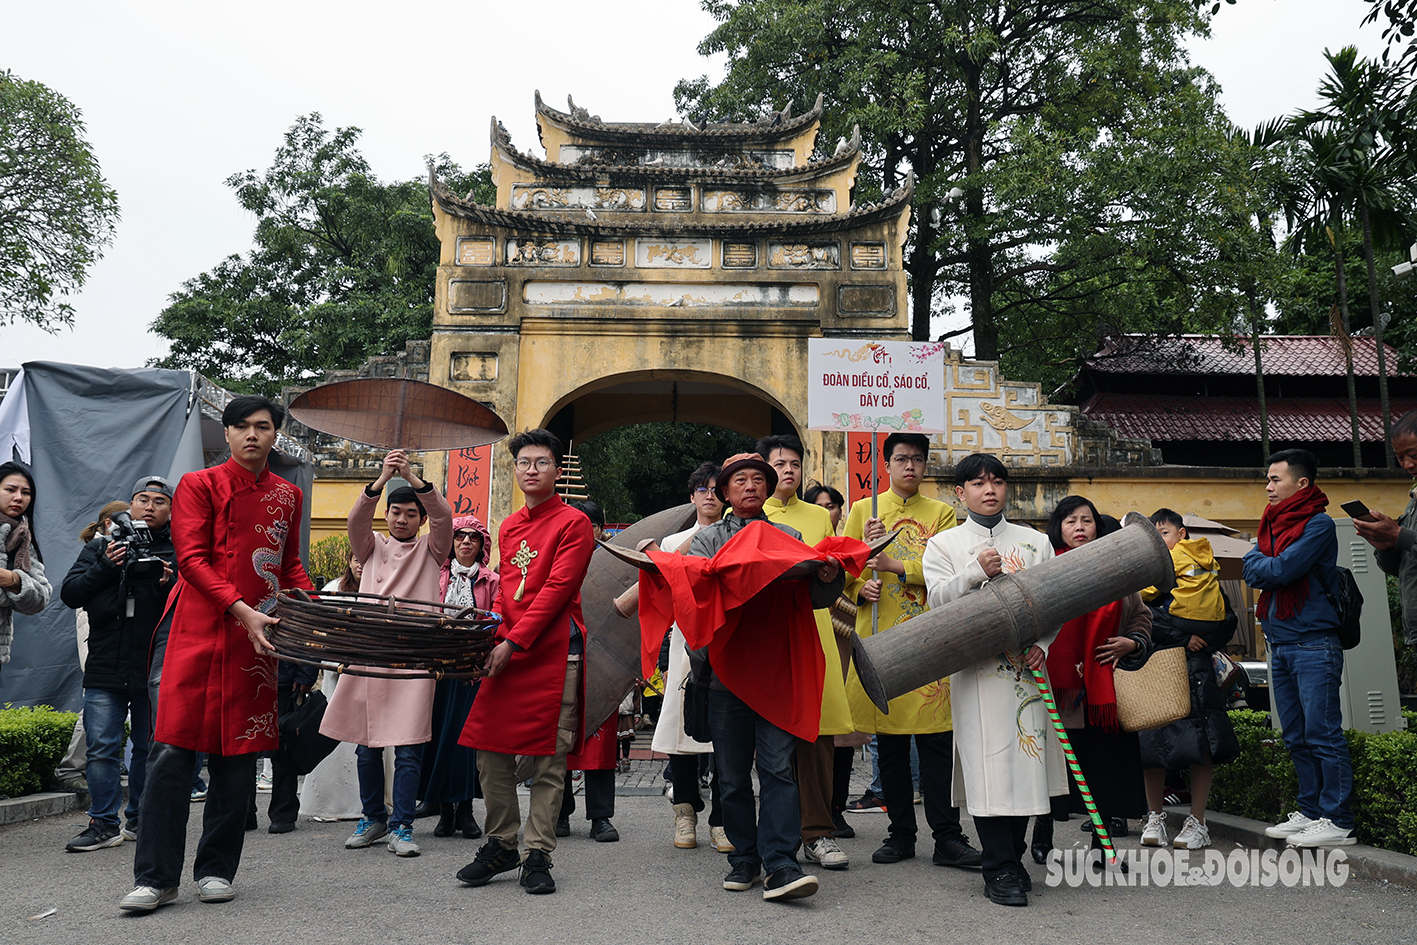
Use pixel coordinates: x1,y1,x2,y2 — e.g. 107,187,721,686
676,0,1266,387
1292,47,1416,466
150,114,492,394
578,422,754,522
0,70,119,331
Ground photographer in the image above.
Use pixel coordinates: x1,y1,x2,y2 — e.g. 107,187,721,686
60,476,177,852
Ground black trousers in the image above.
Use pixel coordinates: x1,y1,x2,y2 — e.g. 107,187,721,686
134,741,257,888
973,814,1029,880
878,731,966,847
668,752,723,827
265,688,301,826
831,746,854,816
560,768,615,821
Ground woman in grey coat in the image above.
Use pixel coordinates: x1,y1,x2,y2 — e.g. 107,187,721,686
0,460,52,669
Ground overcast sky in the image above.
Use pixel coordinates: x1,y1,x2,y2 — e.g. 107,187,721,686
1,0,1393,371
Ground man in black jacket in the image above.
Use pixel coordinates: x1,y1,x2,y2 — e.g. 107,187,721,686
61,476,178,852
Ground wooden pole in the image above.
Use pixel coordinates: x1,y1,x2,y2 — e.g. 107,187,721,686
851,513,1174,713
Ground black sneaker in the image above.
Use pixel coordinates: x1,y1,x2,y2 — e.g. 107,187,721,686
554,816,570,838
763,866,819,901
456,839,521,886
519,849,556,894
831,811,856,839
722,860,762,891
66,820,122,852
932,837,983,869
589,818,619,842
871,837,915,863
984,870,1028,906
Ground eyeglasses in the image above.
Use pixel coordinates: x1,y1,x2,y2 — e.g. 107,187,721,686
889,454,927,466
514,458,556,471
453,531,480,542
693,487,716,495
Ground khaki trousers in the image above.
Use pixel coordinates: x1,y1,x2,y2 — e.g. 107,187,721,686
478,662,580,855
795,734,837,843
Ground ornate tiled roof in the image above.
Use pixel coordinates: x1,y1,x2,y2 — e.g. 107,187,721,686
534,91,825,145
1080,393,1417,442
429,169,912,237
1086,334,1405,377
492,117,860,182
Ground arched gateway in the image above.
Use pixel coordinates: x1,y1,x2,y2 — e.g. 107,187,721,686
425,92,912,524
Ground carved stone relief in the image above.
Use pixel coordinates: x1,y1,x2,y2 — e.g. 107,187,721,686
702,189,836,213
510,184,646,211
456,237,495,266
635,239,711,268
767,242,840,269
506,238,581,266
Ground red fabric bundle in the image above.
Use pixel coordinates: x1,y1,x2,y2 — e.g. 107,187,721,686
637,521,870,741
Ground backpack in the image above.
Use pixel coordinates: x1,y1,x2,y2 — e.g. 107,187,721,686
1314,566,1364,650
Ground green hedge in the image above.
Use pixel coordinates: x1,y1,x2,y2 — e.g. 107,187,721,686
1210,708,1417,856
0,705,79,798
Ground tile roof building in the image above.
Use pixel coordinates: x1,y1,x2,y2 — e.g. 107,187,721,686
1071,334,1413,467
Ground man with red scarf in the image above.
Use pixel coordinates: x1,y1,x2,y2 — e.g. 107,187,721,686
1243,448,1355,848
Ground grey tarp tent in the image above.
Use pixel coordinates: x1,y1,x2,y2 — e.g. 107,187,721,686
0,362,311,710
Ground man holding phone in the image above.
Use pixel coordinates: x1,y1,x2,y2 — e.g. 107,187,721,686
1353,411,1417,646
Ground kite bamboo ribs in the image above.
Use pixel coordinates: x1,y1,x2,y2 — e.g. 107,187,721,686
271,589,501,679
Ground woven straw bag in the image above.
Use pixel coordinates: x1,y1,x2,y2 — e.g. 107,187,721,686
1113,646,1191,732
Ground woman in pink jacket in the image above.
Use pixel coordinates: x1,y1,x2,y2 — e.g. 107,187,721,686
422,514,499,839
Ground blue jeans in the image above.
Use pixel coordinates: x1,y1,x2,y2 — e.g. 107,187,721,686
356,744,422,829
866,734,920,796
83,688,149,829
1270,637,1353,828
708,688,800,875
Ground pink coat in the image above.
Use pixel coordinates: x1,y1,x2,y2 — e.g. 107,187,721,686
320,482,452,747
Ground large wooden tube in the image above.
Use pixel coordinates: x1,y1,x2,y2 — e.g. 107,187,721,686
579,503,696,734
853,512,1175,714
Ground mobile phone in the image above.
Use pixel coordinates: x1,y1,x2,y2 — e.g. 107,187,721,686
1341,500,1375,522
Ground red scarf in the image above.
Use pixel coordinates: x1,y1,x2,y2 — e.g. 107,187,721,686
1043,544,1125,733
1256,484,1330,621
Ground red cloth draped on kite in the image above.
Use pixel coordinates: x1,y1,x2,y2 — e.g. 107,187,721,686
637,521,871,741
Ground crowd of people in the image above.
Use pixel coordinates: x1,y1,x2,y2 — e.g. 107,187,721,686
5,397,1414,911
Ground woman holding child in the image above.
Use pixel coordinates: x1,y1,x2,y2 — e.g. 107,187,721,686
1032,496,1152,866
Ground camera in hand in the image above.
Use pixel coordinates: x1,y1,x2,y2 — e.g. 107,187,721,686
110,510,166,583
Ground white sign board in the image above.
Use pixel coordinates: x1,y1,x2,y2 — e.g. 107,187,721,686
807,339,947,433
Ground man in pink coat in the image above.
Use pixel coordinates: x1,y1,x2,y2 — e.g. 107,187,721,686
320,449,452,857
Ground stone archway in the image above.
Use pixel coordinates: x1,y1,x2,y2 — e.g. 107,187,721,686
540,370,799,445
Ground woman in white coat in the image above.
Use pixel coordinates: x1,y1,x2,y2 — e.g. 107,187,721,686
649,463,729,853
922,453,1065,908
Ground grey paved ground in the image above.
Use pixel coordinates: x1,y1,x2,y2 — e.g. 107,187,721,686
5,753,1416,945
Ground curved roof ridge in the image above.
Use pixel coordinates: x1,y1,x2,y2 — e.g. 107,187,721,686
491,117,860,182
532,89,826,141
429,165,911,237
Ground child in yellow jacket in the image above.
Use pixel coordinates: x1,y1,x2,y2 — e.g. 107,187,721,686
1142,509,1225,622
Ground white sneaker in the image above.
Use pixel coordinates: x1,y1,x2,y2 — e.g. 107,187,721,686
672,802,698,849
1172,815,1210,849
1287,817,1357,847
119,885,178,912
1140,811,1168,847
1264,811,1315,839
196,876,236,903
710,825,734,853
803,836,850,870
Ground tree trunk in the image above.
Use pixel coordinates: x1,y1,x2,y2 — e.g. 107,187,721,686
1247,285,1270,462
1335,245,1364,472
1360,202,1395,467
962,59,996,361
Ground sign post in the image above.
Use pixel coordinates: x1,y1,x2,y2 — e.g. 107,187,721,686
807,340,947,635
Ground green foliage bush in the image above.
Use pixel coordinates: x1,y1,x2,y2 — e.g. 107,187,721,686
1210,708,1417,856
307,533,351,588
0,705,79,798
